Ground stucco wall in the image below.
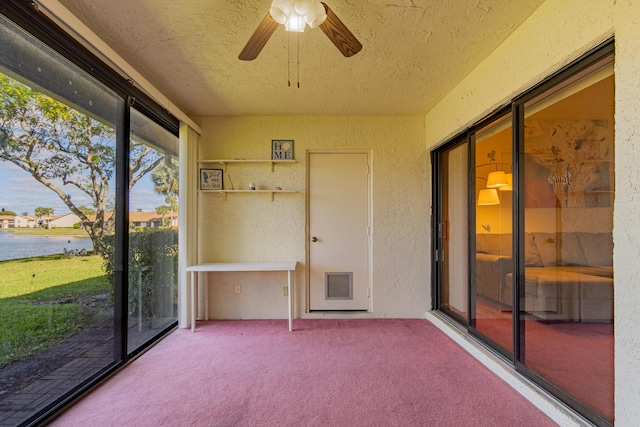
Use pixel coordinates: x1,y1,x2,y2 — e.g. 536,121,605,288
426,0,613,145
612,1,640,425
196,116,429,320
425,0,640,424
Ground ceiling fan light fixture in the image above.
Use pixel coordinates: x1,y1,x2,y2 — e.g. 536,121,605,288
239,1,361,61
293,0,314,16
305,1,327,28
285,12,306,32
270,0,294,25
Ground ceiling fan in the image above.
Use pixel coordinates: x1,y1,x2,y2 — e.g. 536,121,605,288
239,0,362,61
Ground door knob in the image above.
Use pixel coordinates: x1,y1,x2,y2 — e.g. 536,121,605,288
311,236,318,242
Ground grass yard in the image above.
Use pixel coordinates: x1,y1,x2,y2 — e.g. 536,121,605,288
5,227,88,236
0,254,110,368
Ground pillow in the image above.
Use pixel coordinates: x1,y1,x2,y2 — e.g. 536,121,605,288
500,233,513,255
476,233,542,266
476,233,500,255
531,232,588,266
578,233,613,267
524,233,543,267
558,233,587,266
532,233,558,267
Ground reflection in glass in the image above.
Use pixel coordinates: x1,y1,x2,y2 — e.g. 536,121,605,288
521,57,614,422
440,142,469,321
127,109,179,354
0,13,119,425
474,114,513,354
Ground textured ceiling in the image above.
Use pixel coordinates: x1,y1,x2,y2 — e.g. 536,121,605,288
56,0,545,117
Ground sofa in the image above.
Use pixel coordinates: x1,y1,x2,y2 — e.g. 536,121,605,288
476,232,613,322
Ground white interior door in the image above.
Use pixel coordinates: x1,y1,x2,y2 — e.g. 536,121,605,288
308,152,370,310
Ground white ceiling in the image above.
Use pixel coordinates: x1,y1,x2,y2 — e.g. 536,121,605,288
56,0,546,118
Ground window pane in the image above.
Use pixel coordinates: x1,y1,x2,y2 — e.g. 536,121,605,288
522,57,614,422
474,114,513,353
0,14,119,425
439,142,469,320
127,108,178,354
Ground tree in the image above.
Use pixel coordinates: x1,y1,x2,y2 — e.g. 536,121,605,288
34,207,54,227
34,207,54,217
1,208,16,216
155,205,170,227
0,73,163,254
153,163,179,228
78,205,97,216
151,163,178,197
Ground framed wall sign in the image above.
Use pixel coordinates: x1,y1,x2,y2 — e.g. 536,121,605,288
200,168,223,190
272,140,294,160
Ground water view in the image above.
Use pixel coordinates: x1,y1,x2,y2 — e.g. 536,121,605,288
0,231,93,261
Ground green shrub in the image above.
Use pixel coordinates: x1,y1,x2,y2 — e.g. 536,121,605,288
101,228,178,319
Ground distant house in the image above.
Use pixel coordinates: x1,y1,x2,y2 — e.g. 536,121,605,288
85,211,177,229
14,215,36,228
1,211,176,229
0,215,35,228
0,215,15,228
129,211,177,228
48,213,82,228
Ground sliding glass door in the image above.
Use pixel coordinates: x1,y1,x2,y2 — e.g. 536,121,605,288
432,42,614,426
434,140,469,324
0,3,180,424
0,13,120,426
518,51,614,425
127,109,179,354
472,113,513,355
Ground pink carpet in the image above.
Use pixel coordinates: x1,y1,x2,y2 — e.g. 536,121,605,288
50,319,556,426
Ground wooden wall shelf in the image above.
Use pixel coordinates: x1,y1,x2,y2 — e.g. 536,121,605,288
198,189,297,201
198,159,296,172
197,159,297,200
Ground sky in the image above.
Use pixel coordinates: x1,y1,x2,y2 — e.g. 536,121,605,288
0,160,166,216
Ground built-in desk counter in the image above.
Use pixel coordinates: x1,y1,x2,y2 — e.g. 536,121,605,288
187,261,298,332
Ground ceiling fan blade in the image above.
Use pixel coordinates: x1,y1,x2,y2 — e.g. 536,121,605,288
239,12,279,61
318,3,362,57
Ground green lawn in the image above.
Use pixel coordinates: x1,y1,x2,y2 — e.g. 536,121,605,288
0,254,109,368
3,227,88,236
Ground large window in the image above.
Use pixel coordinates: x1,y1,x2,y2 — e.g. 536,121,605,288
0,4,178,425
433,42,614,426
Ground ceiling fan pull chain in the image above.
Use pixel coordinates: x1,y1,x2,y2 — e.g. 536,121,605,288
297,23,300,88
288,30,291,87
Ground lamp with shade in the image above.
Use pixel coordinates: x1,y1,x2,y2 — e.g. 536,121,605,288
486,170,509,188
476,158,512,205
477,188,501,206
499,173,513,192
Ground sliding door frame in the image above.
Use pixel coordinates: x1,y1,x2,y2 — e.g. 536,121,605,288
466,106,515,362
1,2,180,425
431,134,470,327
431,39,615,427
510,40,615,427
